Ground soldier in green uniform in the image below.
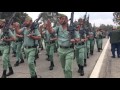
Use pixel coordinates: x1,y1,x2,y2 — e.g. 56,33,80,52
95,28,103,52
41,23,57,70
10,26,17,57
13,22,24,67
46,15,77,78
14,16,41,78
89,29,95,55
74,22,85,76
0,19,16,78
86,30,90,59
39,23,49,60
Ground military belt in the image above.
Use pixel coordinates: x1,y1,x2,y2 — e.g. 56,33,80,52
0,44,9,46
75,42,84,45
16,40,23,42
25,46,37,49
60,45,74,49
47,41,55,44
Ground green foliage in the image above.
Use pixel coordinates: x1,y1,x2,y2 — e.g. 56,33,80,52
0,12,28,24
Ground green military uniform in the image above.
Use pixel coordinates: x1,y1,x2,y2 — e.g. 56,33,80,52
75,30,85,76
14,30,24,66
0,29,14,77
86,33,90,58
84,32,87,66
43,29,56,70
89,31,95,55
95,30,103,52
10,29,17,56
20,26,41,78
53,25,76,78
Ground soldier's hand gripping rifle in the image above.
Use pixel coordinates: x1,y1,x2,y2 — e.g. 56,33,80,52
1,12,17,39
29,13,42,35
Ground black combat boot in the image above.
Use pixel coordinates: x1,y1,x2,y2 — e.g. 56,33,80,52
87,53,89,58
80,66,84,76
35,53,39,60
14,61,19,67
84,59,87,67
98,48,100,52
19,58,24,64
91,50,93,55
90,50,93,55
31,72,37,78
46,55,50,61
1,70,6,78
49,61,54,70
6,67,14,76
77,64,81,73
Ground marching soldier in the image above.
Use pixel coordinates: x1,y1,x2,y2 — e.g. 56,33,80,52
46,14,78,78
14,16,41,78
40,22,57,70
89,29,95,55
95,28,103,52
12,22,24,67
75,22,85,76
10,26,17,57
0,19,15,78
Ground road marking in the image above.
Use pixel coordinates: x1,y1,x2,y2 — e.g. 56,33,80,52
89,38,110,78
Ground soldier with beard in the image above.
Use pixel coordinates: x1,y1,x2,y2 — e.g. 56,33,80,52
14,16,41,78
46,15,78,78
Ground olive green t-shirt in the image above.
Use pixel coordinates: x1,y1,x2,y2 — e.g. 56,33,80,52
0,29,14,45
53,25,77,47
20,27,41,47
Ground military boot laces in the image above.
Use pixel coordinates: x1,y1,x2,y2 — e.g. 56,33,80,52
6,67,14,76
1,70,6,78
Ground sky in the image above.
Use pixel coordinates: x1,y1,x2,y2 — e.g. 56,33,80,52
26,12,116,27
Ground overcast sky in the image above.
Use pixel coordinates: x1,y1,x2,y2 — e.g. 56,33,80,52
26,12,116,27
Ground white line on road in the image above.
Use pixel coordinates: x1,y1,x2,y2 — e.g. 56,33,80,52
89,38,110,78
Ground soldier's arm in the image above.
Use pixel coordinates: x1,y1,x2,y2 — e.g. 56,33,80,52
74,31,80,43
16,34,23,38
29,29,41,40
3,30,16,42
13,22,23,34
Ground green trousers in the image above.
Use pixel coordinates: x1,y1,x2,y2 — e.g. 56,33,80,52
90,39,95,51
11,41,17,54
58,47,74,78
96,38,102,49
84,42,87,59
0,45,12,70
24,47,36,77
46,43,55,61
21,44,26,59
75,45,84,66
16,42,23,61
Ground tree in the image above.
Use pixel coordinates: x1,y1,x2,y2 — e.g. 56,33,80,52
113,12,120,25
0,12,28,25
